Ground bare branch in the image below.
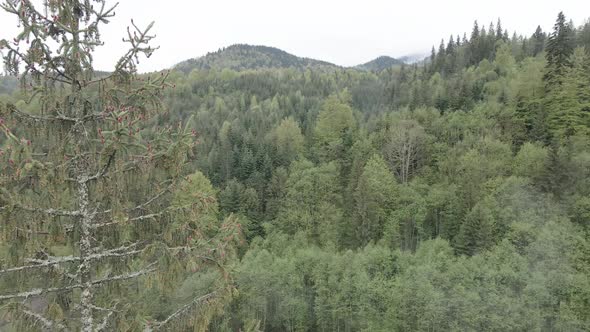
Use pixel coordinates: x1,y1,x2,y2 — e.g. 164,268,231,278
20,309,67,331
90,263,157,287
148,292,217,331
91,207,180,229
96,181,175,216
10,203,81,217
96,308,116,332
1,255,78,274
0,285,79,301
1,243,145,275
83,149,117,182
6,103,105,123
131,182,174,212
0,263,157,301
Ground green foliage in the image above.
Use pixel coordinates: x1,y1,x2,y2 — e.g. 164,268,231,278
353,154,398,247
313,94,357,163
269,117,304,167
544,12,576,86
272,160,343,244
546,47,590,139
2,8,590,332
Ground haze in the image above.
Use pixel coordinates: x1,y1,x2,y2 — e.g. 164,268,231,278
0,0,588,72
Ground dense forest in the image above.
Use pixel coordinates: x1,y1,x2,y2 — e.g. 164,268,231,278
1,1,590,331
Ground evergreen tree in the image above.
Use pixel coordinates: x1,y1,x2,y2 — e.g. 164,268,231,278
544,12,575,86
435,39,446,74
455,203,494,256
496,18,504,41
0,1,239,330
531,25,546,56
578,21,590,50
546,48,590,138
445,36,457,74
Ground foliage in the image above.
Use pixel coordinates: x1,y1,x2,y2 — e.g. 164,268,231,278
1,7,590,332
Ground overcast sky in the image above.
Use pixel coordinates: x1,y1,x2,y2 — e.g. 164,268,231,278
0,0,588,72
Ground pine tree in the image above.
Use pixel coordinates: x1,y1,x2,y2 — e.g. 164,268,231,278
0,1,239,330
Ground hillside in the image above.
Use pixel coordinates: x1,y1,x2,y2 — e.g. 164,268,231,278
175,44,339,72
2,1,590,331
355,55,404,71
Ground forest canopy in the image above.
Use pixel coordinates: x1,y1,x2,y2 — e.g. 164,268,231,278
1,3,590,331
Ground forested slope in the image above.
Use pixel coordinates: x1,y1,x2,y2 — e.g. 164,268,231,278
1,9,590,332
175,44,339,73
160,14,590,331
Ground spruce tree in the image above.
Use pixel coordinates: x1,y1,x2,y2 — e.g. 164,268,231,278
455,204,494,256
435,39,446,74
469,21,481,65
0,1,239,330
544,12,575,86
445,36,456,73
496,18,504,41
531,25,546,56
546,48,590,138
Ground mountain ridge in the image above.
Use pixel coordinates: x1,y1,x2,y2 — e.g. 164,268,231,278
175,44,340,73
174,44,420,73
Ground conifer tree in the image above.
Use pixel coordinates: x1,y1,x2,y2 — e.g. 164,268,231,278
0,1,239,330
469,21,481,65
544,12,575,86
531,25,546,56
435,39,446,74
445,36,456,73
496,18,504,41
546,48,590,138
455,203,494,256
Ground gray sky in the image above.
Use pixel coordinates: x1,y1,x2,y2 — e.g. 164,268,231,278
0,0,588,72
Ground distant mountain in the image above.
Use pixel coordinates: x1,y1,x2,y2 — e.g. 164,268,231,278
175,44,339,73
355,56,404,72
